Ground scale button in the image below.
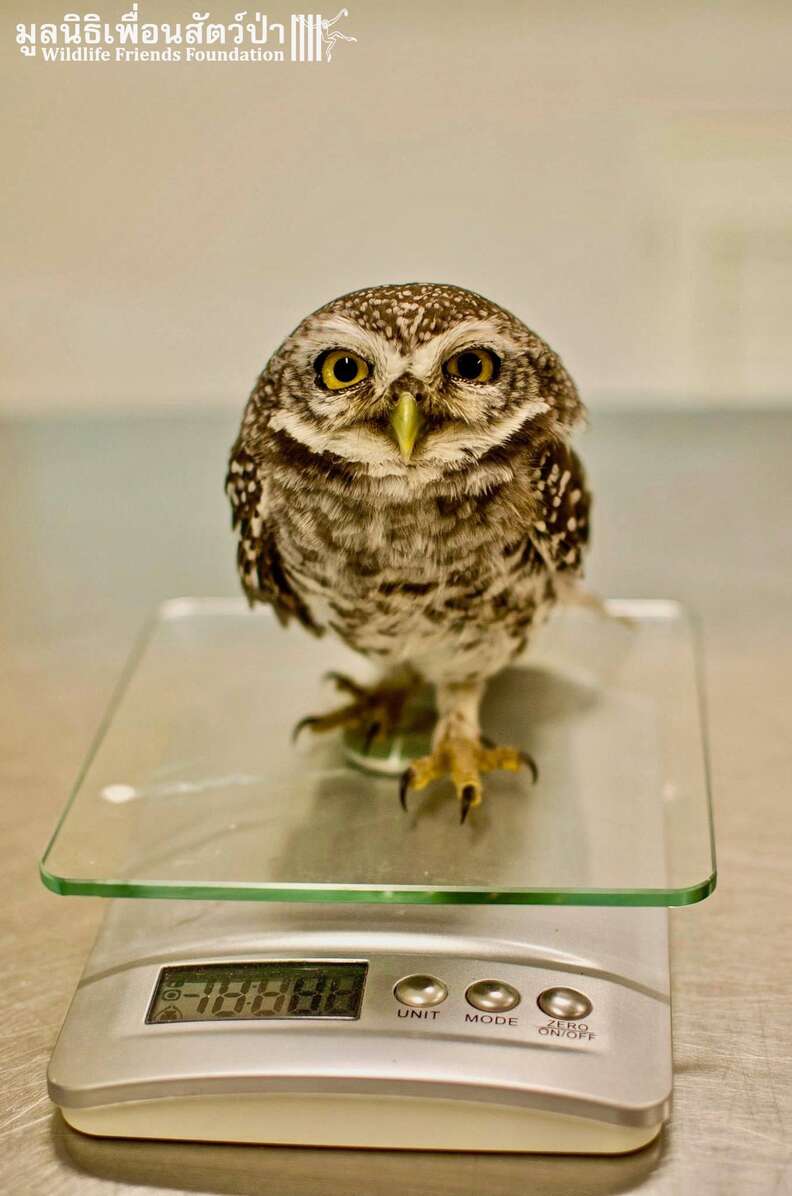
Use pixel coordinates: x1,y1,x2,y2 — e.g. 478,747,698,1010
465,979,521,1013
537,987,593,1020
393,974,448,1008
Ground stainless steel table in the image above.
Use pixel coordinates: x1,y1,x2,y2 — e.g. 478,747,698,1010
1,411,790,1195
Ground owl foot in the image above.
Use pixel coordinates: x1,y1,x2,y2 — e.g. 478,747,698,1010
292,669,420,754
399,734,538,824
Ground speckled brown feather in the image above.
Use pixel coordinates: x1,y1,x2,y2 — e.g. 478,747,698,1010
227,283,591,688
225,437,322,633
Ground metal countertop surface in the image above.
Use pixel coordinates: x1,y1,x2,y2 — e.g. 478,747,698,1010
1,410,790,1196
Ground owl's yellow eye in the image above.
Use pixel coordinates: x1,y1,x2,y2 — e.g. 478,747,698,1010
319,349,370,391
445,348,499,384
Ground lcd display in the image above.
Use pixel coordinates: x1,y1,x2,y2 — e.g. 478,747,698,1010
146,961,368,1023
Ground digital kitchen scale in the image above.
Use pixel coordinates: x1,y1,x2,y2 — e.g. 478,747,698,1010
41,599,715,1154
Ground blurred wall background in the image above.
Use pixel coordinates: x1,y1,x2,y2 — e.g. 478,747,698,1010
3,0,791,414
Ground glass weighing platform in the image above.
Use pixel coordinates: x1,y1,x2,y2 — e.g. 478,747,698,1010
42,598,716,1154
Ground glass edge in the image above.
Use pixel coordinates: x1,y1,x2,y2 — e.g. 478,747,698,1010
158,596,270,621
39,610,162,871
686,605,719,886
39,596,717,911
39,865,718,907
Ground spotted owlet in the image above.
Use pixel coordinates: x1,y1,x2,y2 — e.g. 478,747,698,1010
226,283,591,823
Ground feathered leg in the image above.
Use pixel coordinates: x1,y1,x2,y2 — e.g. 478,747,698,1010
400,680,537,824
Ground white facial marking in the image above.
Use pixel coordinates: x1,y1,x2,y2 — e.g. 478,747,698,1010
278,309,547,479
298,313,406,393
270,407,395,465
409,319,522,383
419,398,549,464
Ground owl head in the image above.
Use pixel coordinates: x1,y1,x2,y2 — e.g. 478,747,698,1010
246,283,582,482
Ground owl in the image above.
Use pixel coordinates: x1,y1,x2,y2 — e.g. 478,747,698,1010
226,283,591,822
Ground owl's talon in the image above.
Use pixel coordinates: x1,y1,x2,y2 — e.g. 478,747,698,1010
520,752,539,784
460,784,477,825
294,669,420,750
401,734,533,825
399,767,413,812
363,720,382,754
323,671,367,699
481,735,538,783
292,715,319,743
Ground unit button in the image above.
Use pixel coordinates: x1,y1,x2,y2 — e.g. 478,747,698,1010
465,979,521,1013
393,974,448,1008
537,987,592,1020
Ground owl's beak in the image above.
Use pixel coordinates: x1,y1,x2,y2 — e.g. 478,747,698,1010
389,391,424,462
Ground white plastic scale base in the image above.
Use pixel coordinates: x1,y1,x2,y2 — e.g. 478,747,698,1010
49,899,671,1154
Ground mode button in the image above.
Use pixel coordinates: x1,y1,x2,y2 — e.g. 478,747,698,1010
465,979,521,1013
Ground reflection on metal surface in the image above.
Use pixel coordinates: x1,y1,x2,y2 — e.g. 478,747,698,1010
59,1118,666,1194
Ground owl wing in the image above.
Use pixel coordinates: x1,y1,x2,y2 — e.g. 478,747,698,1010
225,438,323,634
525,439,591,576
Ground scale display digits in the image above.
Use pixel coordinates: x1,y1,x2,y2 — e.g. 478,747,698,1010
146,961,368,1023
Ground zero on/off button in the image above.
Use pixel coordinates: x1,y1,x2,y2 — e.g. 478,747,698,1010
393,975,448,1008
537,987,592,1020
465,979,521,1013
